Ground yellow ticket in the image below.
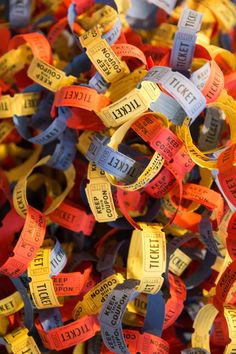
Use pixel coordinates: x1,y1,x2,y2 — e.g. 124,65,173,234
73,273,124,319
169,248,191,276
127,222,166,294
86,162,119,222
13,155,75,218
27,57,77,92
96,80,161,127
28,247,62,309
4,327,41,354
80,25,129,83
0,93,40,118
0,292,23,316
0,44,32,80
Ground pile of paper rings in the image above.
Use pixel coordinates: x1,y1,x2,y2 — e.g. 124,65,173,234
0,0,236,353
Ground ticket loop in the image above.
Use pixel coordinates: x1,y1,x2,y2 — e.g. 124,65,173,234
227,212,236,260
13,154,75,218
198,106,225,152
13,106,70,146
101,329,169,354
143,66,206,122
132,112,183,163
127,272,186,331
181,183,224,225
105,112,166,192
53,262,93,296
11,276,35,330
175,100,236,170
48,198,96,235
192,303,236,354
105,68,147,102
213,260,236,311
85,134,145,184
0,205,46,278
200,0,236,32
112,43,147,66
47,17,69,46
191,60,224,103
8,32,53,64
77,5,118,33
52,85,111,114
36,314,100,350
216,144,236,210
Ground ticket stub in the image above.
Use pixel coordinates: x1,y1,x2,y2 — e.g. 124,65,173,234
128,292,147,317
161,71,206,121
48,200,95,235
144,167,176,199
80,26,129,83
178,9,203,33
0,206,46,278
170,8,202,71
0,93,40,118
0,291,23,316
53,85,110,113
169,248,191,276
170,31,196,71
86,135,145,183
192,304,218,352
127,223,166,294
202,0,236,31
150,127,182,163
5,327,41,354
28,248,62,309
106,69,147,102
191,62,211,90
73,273,124,319
97,81,161,127
36,315,99,350
198,107,224,151
144,67,206,121
27,57,77,92
79,5,118,32
164,274,186,329
99,279,139,354
86,163,119,222
0,44,31,79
